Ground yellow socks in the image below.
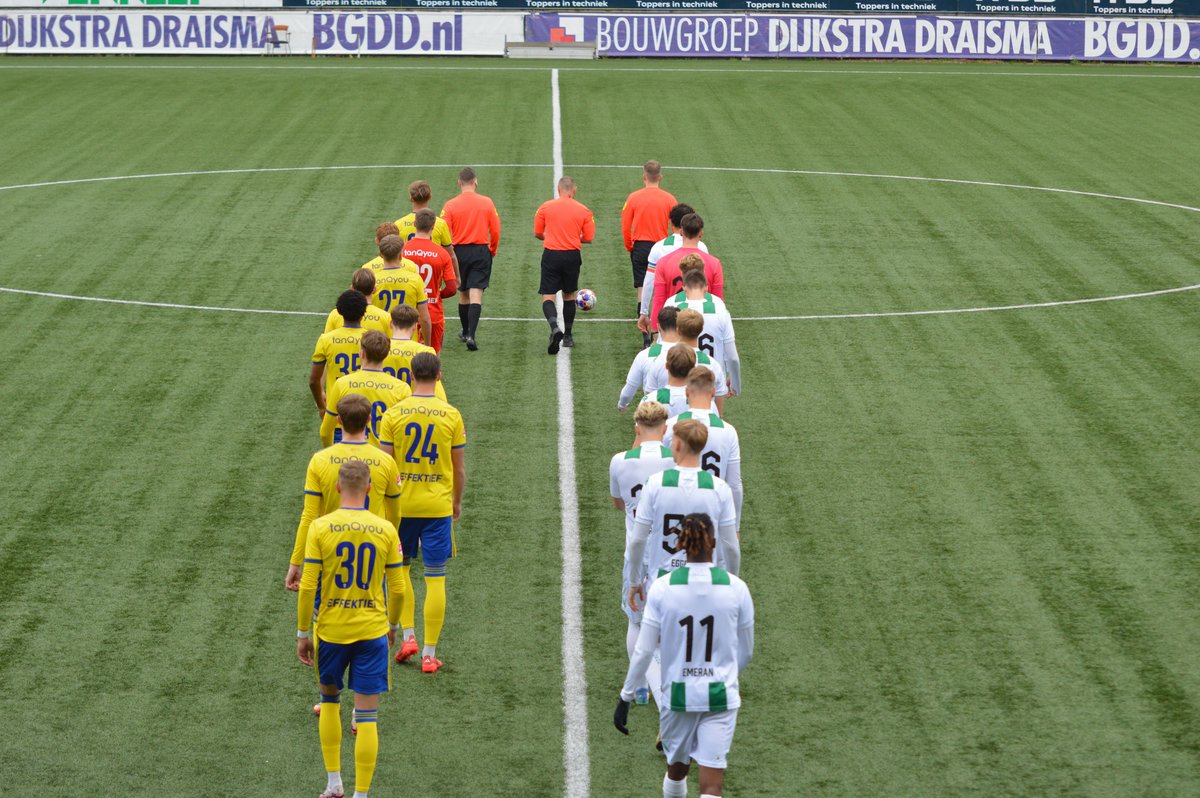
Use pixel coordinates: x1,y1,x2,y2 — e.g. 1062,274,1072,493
398,565,415,630
423,575,446,646
318,694,342,774
352,708,379,795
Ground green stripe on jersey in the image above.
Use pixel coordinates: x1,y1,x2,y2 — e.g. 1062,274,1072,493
623,448,642,460
671,682,688,713
678,411,693,422
710,567,730,585
660,446,672,458
702,300,716,314
664,234,678,246
656,388,671,404
696,351,712,365
661,469,680,488
708,414,724,428
709,682,728,712
670,568,689,585
697,471,714,489
658,568,669,578
647,344,662,358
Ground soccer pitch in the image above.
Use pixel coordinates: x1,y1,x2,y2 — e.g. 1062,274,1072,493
1,56,1198,797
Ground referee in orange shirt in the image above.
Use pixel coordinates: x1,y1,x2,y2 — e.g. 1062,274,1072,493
534,176,595,355
442,166,501,351
621,160,676,348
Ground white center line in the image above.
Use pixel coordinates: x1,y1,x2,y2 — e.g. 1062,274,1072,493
553,67,591,798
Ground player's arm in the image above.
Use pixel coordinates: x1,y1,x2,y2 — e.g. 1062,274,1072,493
318,381,342,447
624,509,653,606
711,261,725,299
617,352,646,411
309,341,327,416
582,213,596,245
295,533,323,665
489,203,501,255
378,412,396,460
451,445,466,521
724,315,741,395
324,310,338,334
384,462,401,528
609,459,625,511
737,588,755,670
417,300,432,346
716,486,741,575
439,256,458,299
640,267,657,318
727,431,744,530
533,204,546,241
620,199,634,252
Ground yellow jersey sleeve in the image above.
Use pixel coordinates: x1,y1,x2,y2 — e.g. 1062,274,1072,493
434,217,453,248
378,405,400,452
320,378,345,448
364,305,391,336
291,454,326,566
451,409,467,449
312,334,328,366
297,517,324,633
324,309,339,334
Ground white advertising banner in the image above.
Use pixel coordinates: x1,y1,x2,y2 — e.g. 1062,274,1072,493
0,9,523,53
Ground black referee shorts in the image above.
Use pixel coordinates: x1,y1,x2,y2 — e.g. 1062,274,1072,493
457,244,493,291
539,249,583,295
630,240,654,289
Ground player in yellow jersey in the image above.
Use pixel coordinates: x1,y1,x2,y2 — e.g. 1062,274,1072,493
384,305,447,402
287,395,401,592
297,460,404,798
325,268,391,336
311,291,371,419
396,179,460,283
373,234,432,344
378,353,466,673
321,331,413,448
360,221,398,273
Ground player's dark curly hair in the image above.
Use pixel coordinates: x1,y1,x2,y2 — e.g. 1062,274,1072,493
676,513,715,561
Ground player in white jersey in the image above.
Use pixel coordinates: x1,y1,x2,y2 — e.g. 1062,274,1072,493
663,367,743,529
626,419,739,612
619,306,680,412
638,203,709,326
610,401,675,705
670,269,741,396
645,310,728,413
615,512,754,798
640,344,713,419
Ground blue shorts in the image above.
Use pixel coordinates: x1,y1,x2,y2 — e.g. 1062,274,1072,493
399,516,454,567
315,635,389,694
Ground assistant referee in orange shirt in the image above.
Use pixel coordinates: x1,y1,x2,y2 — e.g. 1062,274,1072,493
622,160,677,348
534,176,595,356
442,166,501,352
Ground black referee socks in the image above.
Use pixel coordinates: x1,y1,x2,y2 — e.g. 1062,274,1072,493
562,300,576,335
542,299,559,331
467,303,482,338
458,303,469,334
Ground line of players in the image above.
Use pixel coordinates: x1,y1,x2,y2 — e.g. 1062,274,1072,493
610,189,755,798
286,189,473,798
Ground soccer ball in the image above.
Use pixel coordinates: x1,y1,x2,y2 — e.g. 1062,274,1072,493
576,288,597,312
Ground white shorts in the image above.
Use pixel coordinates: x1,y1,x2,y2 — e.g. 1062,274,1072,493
658,708,738,769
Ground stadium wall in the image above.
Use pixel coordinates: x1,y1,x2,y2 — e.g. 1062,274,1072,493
2,2,1199,60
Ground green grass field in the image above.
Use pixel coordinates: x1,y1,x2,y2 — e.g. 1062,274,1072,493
1,56,1198,797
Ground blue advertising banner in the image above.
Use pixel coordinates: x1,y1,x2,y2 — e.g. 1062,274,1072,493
526,11,1200,58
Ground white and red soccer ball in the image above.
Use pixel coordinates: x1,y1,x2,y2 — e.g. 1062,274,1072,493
576,288,597,312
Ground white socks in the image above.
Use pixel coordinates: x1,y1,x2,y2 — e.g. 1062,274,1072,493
353,792,369,798
663,774,687,797
423,645,436,658
403,628,415,640
326,772,342,793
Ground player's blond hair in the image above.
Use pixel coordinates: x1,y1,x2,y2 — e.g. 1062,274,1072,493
337,394,372,435
634,401,669,429
686,366,716,395
375,221,399,243
675,309,705,341
390,304,419,330
643,160,663,181
361,330,391,364
378,234,404,261
414,208,437,233
338,459,372,495
672,418,709,455
666,343,697,380
409,180,432,204
351,268,377,296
